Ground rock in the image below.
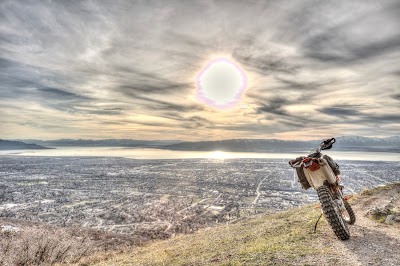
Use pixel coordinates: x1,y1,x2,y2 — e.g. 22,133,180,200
366,207,391,217
384,203,394,210
385,215,395,223
385,213,400,224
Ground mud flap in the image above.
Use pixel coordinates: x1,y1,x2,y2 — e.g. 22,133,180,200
296,167,311,189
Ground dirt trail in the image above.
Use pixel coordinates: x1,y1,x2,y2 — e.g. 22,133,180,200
306,184,400,266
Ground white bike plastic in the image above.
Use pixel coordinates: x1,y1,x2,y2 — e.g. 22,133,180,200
303,158,337,189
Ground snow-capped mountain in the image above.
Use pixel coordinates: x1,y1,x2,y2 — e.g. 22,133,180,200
162,136,400,152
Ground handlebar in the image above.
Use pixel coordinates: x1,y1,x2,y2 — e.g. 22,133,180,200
289,138,336,167
322,138,335,146
320,138,335,150
307,138,336,156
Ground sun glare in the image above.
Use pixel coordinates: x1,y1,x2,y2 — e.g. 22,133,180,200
208,151,230,159
196,57,247,110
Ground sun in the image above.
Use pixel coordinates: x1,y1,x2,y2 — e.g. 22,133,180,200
196,57,247,110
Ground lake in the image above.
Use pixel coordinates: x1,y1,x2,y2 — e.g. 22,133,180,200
1,146,399,161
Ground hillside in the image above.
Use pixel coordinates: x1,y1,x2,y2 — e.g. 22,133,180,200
88,183,400,266
0,139,50,150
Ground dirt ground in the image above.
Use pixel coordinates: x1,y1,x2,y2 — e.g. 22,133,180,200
300,184,400,266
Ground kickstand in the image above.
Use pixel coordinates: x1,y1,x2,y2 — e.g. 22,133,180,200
313,213,323,233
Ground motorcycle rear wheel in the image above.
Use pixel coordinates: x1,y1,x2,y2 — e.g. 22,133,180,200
317,185,350,240
343,200,356,224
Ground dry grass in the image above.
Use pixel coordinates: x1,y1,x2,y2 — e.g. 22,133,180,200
90,205,330,266
0,227,89,266
0,219,139,266
359,183,400,197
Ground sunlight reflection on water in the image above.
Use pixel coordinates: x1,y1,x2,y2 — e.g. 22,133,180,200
1,147,399,161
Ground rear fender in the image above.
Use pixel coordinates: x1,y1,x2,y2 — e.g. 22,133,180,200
303,158,337,189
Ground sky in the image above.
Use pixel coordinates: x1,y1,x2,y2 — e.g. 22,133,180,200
0,0,399,141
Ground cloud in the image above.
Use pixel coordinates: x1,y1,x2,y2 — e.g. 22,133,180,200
38,87,90,100
125,93,204,113
232,45,300,75
274,76,337,91
118,82,189,95
319,106,362,117
392,93,400,101
0,0,399,140
318,104,400,125
299,1,400,63
256,97,289,116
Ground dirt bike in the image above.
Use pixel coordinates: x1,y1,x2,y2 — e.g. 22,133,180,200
289,138,356,240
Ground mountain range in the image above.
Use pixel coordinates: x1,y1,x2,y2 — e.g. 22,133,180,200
2,136,400,152
160,136,400,153
0,140,51,150
15,139,180,147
